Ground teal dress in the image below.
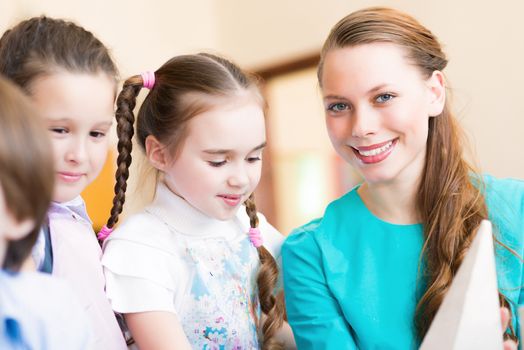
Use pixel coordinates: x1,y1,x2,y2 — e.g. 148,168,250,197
282,175,524,349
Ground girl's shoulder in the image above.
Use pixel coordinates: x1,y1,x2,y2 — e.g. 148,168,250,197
2,271,91,347
102,209,176,260
101,210,184,293
2,270,76,301
108,209,169,241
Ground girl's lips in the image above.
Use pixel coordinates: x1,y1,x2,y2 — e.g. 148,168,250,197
351,138,398,164
218,194,242,207
57,172,84,183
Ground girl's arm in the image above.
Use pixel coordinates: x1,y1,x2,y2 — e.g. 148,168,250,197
125,311,191,350
282,225,358,350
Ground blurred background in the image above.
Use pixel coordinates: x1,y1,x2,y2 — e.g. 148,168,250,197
1,0,523,235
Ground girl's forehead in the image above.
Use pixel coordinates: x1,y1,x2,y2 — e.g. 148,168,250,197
184,100,266,152
29,71,115,123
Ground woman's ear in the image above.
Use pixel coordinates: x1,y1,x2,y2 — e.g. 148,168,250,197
145,135,170,171
427,70,446,117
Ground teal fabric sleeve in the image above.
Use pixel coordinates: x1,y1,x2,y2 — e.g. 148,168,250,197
282,221,357,350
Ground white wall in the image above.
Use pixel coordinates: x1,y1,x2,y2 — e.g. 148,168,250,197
0,0,220,76
2,0,522,179
218,0,524,179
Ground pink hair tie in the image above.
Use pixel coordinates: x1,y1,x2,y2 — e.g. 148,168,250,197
97,225,113,241
248,227,263,248
141,71,155,89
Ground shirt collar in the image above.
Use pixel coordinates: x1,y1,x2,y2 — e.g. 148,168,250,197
145,182,246,237
47,196,92,224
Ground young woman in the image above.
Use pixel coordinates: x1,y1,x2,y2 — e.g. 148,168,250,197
282,7,522,350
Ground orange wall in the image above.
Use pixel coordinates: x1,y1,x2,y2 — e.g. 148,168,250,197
81,150,115,231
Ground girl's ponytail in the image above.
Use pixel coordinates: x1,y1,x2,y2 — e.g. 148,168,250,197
100,76,146,240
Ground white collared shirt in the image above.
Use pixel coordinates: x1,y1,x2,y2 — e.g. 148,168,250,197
102,182,284,349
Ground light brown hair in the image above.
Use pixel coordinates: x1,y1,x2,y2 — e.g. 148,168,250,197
318,6,515,341
0,15,119,266
0,75,54,271
0,16,118,92
106,53,285,349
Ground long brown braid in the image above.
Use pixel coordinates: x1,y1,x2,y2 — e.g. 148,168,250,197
105,76,142,228
245,193,286,349
319,7,516,341
105,53,286,348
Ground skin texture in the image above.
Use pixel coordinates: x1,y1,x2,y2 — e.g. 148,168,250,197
146,98,266,221
29,72,115,203
322,43,443,187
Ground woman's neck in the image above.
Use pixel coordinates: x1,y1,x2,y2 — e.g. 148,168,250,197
358,176,420,225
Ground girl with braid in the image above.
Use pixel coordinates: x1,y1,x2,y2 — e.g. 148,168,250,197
101,53,295,350
282,7,523,350
0,17,127,349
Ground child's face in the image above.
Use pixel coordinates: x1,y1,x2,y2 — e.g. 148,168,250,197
320,43,445,186
29,72,115,203
161,99,266,221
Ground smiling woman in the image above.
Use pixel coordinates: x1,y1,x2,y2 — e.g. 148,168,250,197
321,42,444,190
282,7,524,350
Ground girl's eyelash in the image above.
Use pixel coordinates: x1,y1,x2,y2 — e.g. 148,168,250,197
208,160,227,167
50,127,68,134
90,131,106,138
247,156,261,163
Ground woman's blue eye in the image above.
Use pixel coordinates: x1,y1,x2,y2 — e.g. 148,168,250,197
327,103,349,112
208,160,227,167
376,93,394,103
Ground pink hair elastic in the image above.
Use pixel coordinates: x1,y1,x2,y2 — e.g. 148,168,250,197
141,71,155,89
248,227,263,248
97,225,113,241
